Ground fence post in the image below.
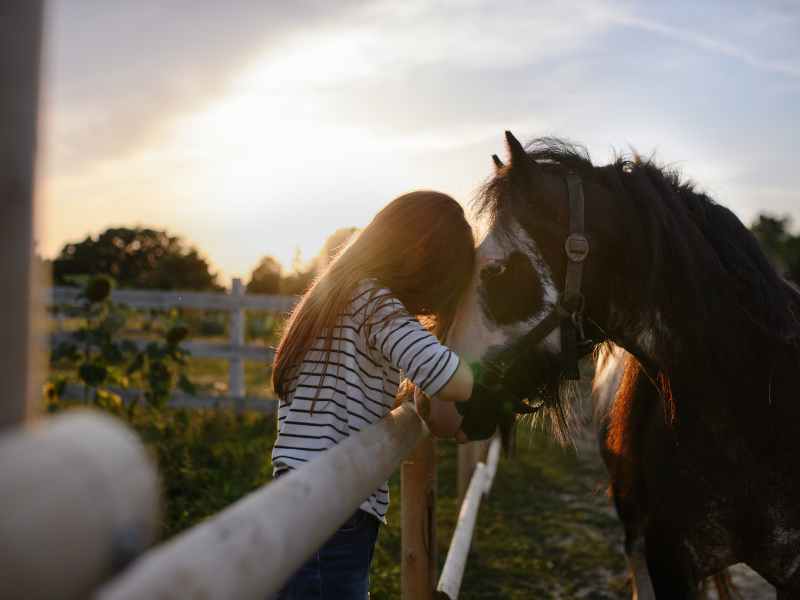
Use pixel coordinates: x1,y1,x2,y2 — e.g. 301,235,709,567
401,436,436,600
0,1,43,430
229,278,245,401
0,411,160,600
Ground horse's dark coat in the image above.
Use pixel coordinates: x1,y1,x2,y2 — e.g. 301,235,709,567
476,134,800,597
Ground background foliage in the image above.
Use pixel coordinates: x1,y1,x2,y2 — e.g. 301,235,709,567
52,227,223,291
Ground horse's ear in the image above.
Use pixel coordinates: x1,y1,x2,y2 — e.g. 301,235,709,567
505,130,527,166
491,154,504,171
505,130,540,186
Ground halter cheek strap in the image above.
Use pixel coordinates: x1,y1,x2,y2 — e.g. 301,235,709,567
512,172,592,380
560,173,591,379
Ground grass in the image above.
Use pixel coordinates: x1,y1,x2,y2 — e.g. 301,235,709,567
370,426,629,599
183,356,273,398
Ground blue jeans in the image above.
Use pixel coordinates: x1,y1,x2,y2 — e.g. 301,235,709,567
275,509,380,600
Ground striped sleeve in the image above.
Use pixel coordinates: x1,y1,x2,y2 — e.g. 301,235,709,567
365,294,460,397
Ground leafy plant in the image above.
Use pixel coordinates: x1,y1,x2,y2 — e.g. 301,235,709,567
49,275,196,409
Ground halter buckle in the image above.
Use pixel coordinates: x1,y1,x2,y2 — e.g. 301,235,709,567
565,234,590,263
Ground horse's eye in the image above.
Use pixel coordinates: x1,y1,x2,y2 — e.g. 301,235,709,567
481,262,507,281
480,251,544,325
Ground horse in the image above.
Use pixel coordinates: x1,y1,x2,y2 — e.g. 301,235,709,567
448,131,800,599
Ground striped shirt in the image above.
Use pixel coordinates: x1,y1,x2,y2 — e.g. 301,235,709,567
271,280,461,521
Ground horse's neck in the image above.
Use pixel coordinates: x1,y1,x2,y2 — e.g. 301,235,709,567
603,239,758,383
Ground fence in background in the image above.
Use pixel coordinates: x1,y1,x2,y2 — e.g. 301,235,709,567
48,278,295,410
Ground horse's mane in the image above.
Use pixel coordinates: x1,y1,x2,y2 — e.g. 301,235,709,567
476,137,800,375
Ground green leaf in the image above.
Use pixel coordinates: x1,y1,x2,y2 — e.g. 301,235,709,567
177,374,197,396
84,275,113,303
94,388,124,412
100,310,127,335
166,323,189,346
101,342,125,364
121,340,139,354
127,353,145,375
51,341,79,364
145,341,163,360
78,363,108,387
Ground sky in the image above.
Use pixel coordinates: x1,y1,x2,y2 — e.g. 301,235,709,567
39,0,800,286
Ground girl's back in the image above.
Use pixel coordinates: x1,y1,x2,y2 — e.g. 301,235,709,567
273,279,460,521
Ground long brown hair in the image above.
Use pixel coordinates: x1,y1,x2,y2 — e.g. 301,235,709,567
272,191,475,397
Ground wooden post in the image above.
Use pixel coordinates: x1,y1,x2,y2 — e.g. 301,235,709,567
229,278,245,400
0,411,160,600
401,436,437,600
0,1,43,429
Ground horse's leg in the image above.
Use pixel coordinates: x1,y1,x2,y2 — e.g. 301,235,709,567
644,528,699,599
626,535,656,600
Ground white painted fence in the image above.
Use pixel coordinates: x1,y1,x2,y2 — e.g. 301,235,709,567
48,279,296,410
436,436,502,600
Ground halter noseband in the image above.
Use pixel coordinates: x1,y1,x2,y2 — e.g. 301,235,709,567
514,172,592,380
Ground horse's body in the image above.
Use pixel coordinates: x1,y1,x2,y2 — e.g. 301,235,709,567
451,133,800,598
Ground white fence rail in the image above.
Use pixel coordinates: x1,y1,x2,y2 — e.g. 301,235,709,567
47,279,296,409
436,436,501,599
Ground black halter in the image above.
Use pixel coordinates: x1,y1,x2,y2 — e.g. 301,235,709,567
515,172,592,380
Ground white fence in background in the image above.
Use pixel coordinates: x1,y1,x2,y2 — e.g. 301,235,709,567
47,278,296,411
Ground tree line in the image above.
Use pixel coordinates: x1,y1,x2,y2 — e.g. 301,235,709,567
49,226,359,295
46,215,799,294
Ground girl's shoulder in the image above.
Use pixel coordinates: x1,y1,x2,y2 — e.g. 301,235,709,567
349,279,404,322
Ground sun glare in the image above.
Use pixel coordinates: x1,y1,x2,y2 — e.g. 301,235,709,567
152,30,394,273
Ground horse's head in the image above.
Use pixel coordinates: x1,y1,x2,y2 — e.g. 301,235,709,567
450,132,623,438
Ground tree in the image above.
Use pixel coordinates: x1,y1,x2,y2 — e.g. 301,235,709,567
52,227,223,291
750,213,800,282
246,256,282,295
278,248,316,295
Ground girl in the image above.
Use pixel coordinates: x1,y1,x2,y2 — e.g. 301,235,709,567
271,190,516,599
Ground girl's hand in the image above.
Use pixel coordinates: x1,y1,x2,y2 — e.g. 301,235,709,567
414,386,431,420
415,387,467,441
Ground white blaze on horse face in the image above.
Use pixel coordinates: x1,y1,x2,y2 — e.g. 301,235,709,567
448,222,560,363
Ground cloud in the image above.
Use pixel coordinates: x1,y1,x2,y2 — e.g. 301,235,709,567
42,0,365,176
613,13,800,78
41,0,800,277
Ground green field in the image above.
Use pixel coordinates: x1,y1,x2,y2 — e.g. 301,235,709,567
46,398,628,599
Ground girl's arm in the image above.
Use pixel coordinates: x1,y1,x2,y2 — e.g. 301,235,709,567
365,293,486,439
432,358,473,402
420,360,472,439
415,385,469,441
